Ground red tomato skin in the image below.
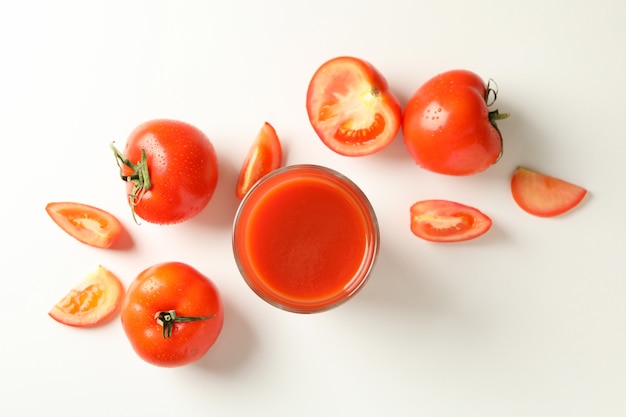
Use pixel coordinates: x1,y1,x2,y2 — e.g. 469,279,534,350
410,200,492,243
236,122,283,199
45,202,123,248
122,119,219,225
306,56,402,156
403,70,503,176
120,262,224,368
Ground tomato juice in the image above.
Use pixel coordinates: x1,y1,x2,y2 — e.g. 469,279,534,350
233,165,379,313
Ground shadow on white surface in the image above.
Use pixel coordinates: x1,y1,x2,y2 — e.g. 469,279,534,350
192,296,257,374
188,153,242,231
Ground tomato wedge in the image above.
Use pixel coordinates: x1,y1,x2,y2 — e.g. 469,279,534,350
46,202,123,249
49,265,125,327
410,200,492,242
510,167,587,217
306,56,402,156
236,122,283,199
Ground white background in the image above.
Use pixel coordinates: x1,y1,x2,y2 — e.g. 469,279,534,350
1,0,624,416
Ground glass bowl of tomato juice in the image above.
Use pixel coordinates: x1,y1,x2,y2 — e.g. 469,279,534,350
232,164,379,313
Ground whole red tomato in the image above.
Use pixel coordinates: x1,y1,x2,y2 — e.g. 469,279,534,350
402,69,509,176
120,262,224,367
111,119,219,224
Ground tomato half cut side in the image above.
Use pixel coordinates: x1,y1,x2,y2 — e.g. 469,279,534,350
236,122,283,199
49,265,125,327
306,56,402,156
45,202,123,249
510,167,587,217
410,200,492,243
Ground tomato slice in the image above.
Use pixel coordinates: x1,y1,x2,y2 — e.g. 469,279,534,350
49,266,125,327
410,200,492,242
306,56,401,156
510,167,587,217
46,202,123,249
236,122,283,199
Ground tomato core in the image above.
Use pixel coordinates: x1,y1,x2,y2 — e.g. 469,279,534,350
233,165,379,313
420,213,473,236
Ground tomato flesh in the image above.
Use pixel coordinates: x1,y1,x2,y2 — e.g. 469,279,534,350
510,167,587,217
403,69,506,175
121,262,224,367
46,202,123,248
306,56,401,156
49,266,125,327
236,122,283,198
410,200,492,242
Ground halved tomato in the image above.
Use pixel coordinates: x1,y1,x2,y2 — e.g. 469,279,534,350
49,265,125,327
410,200,492,242
510,167,587,217
46,202,123,248
236,122,283,199
306,56,401,156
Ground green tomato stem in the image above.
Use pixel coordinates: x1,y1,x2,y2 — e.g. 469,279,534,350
154,310,216,339
489,109,510,122
110,142,151,224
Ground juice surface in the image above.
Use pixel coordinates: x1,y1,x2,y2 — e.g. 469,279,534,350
243,174,369,305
